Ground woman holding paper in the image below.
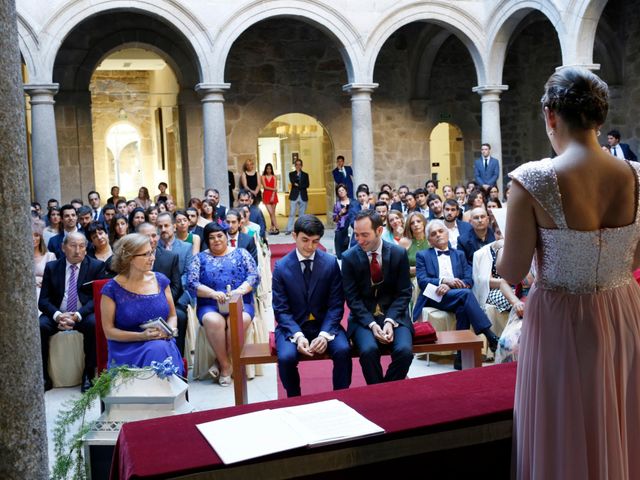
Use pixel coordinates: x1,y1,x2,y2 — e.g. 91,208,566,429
100,233,184,374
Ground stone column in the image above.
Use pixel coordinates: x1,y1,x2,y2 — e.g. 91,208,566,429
472,85,509,192
195,83,231,207
343,83,378,190
24,83,61,205
0,1,49,479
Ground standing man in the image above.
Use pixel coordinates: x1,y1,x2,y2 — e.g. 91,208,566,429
88,191,103,223
607,130,637,161
332,155,354,199
285,158,310,235
272,215,351,397
342,210,414,384
39,232,106,391
474,143,500,190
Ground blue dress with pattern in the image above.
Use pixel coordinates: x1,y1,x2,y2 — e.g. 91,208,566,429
101,273,184,375
186,248,260,324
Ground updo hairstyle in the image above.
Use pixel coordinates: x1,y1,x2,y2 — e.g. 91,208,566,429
541,67,609,131
111,233,150,274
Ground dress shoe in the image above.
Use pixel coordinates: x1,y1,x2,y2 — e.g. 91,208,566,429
486,333,499,354
453,351,462,370
80,374,92,394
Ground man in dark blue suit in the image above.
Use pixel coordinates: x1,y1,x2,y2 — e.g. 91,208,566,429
205,188,228,219
412,220,498,369
48,204,81,259
474,143,500,189
272,215,351,397
39,232,106,391
457,207,496,265
342,210,414,384
607,129,638,161
87,190,105,225
332,155,354,199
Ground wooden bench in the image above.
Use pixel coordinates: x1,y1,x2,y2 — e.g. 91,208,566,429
228,298,484,406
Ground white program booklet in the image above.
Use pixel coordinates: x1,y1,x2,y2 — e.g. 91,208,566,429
196,399,384,464
423,283,444,303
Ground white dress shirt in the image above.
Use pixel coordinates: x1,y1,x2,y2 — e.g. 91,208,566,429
53,260,84,321
435,248,454,283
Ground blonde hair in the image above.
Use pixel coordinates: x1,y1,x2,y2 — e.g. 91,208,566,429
31,219,47,255
403,212,427,240
111,233,151,274
242,158,255,172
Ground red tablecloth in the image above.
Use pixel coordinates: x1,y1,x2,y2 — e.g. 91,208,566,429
111,363,517,479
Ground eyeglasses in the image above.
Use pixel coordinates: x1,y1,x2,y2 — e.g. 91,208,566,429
133,250,155,258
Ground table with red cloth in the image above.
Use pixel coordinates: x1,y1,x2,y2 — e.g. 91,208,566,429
111,363,516,480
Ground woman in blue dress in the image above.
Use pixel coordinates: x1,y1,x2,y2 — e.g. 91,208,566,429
186,221,259,386
100,233,184,375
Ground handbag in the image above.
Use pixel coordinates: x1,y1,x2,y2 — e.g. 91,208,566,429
413,320,438,344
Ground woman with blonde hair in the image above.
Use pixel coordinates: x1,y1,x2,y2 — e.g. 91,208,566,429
100,233,184,374
399,212,430,277
381,209,405,245
240,158,261,205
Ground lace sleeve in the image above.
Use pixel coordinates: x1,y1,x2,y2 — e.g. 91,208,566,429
238,249,260,289
101,279,116,300
185,253,202,298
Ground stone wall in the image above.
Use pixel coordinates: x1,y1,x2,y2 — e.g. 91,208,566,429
501,16,562,179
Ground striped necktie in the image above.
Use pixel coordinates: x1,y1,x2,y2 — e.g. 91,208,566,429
67,264,78,312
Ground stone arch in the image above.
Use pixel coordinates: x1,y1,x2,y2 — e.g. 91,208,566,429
569,0,608,66
39,0,211,83
486,0,565,84
365,2,487,86
16,11,39,81
211,0,362,83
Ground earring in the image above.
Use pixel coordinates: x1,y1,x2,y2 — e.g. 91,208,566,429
547,130,554,136
597,130,601,137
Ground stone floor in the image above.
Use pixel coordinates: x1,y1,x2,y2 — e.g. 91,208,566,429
43,220,466,470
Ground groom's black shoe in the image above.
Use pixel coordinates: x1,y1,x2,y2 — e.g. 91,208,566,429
453,351,462,370
482,329,499,353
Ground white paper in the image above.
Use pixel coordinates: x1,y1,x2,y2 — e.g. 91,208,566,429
492,207,507,237
196,409,307,464
196,400,384,464
423,283,443,302
275,399,385,447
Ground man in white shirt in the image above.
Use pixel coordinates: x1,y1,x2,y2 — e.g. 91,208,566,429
607,129,637,161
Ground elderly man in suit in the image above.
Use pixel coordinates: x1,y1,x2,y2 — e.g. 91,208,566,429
332,155,354,199
39,232,106,391
137,220,190,356
474,143,500,189
272,214,352,397
413,219,499,369
342,210,414,384
285,158,310,235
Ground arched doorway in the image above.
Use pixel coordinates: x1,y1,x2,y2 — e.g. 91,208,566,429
257,113,333,217
429,122,464,193
90,48,183,203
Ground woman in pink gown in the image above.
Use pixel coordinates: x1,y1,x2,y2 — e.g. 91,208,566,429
498,68,640,479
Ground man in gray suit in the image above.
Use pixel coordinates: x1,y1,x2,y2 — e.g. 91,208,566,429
137,221,190,356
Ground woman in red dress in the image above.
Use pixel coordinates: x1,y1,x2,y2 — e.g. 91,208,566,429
261,163,279,234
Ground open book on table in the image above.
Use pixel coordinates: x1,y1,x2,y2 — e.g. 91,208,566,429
196,399,385,464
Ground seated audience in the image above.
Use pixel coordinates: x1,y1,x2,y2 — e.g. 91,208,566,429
86,221,113,263
100,234,184,375
39,232,106,391
109,213,129,246
404,191,417,213
425,179,437,195
174,210,201,255
488,185,501,202
225,208,258,264
200,199,217,225
462,190,486,222
390,185,409,214
412,220,499,369
427,194,444,220
33,220,56,310
442,184,455,200
185,207,205,244
126,199,138,214
48,204,80,259
115,199,128,216
381,209,405,245
102,204,116,230
454,184,467,212
186,222,260,386
43,207,62,246
272,215,351,397
237,189,267,244
458,207,496,265
442,199,472,249
128,207,146,233
145,205,159,225
374,201,389,227
486,198,503,238
399,212,430,278
77,205,93,233
414,188,430,216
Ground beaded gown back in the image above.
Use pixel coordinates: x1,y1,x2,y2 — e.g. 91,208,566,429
510,158,640,480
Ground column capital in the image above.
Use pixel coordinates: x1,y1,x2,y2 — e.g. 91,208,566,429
472,84,508,102
24,83,59,105
195,83,231,103
555,63,600,72
342,83,379,95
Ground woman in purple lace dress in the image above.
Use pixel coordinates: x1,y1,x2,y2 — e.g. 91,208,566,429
100,234,184,375
186,222,259,386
